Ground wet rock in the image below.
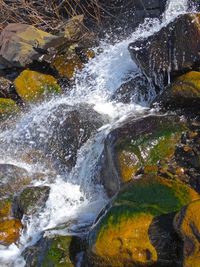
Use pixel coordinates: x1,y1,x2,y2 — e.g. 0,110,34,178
174,199,200,267
0,164,31,198
112,75,150,104
129,13,200,87
152,71,200,110
25,104,107,171
87,175,199,267
0,23,62,69
0,219,22,246
23,234,84,267
98,114,186,196
12,186,50,220
14,70,61,103
0,98,19,118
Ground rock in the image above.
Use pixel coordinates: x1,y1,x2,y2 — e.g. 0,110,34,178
0,98,19,118
52,45,95,80
14,70,61,103
87,175,200,267
12,186,50,220
0,219,22,246
22,104,107,171
0,164,31,198
112,75,151,104
23,234,84,267
0,77,12,98
174,199,200,267
0,23,62,69
129,13,200,87
152,71,200,110
98,114,186,196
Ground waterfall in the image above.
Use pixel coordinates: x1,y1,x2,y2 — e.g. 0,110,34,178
0,0,190,266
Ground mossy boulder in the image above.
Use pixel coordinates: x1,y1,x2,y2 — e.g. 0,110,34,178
0,98,19,118
99,115,186,196
174,199,200,267
52,45,94,80
14,70,61,103
0,219,22,246
12,186,50,219
87,176,200,267
153,71,200,110
23,234,84,267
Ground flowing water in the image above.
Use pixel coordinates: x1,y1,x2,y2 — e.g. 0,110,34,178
0,1,191,266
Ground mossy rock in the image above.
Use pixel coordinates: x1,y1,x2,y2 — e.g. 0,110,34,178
153,71,200,109
87,175,200,267
0,98,19,118
0,219,22,246
14,70,61,102
23,234,84,267
174,199,200,267
0,199,12,220
13,186,50,219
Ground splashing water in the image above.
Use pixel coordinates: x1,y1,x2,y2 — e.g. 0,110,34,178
0,0,190,266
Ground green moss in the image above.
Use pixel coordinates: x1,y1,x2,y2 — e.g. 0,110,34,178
42,236,74,267
0,98,19,118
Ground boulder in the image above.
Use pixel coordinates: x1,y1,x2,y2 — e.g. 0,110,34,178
0,164,31,198
98,114,186,196
14,70,61,103
0,23,62,69
12,186,50,220
174,199,200,267
129,13,200,87
23,234,84,267
0,77,12,98
112,75,150,104
87,175,200,267
152,71,200,110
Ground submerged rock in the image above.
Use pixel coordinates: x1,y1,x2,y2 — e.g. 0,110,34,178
129,13,200,87
14,70,61,103
98,114,186,196
87,175,199,267
153,71,200,110
174,199,200,267
12,186,50,219
23,234,84,267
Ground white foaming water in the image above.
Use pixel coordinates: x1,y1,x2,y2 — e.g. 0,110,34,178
0,0,189,266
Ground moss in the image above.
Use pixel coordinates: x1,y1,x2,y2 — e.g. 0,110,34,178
171,71,200,98
117,124,184,183
42,236,74,267
89,176,200,267
0,199,12,220
14,70,61,102
0,98,19,117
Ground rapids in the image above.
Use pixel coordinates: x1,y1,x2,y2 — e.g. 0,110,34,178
0,0,191,266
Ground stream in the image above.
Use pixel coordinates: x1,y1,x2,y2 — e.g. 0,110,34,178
0,0,192,266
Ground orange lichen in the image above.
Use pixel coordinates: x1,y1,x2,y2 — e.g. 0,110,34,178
0,219,22,246
94,214,157,267
14,70,61,102
174,200,200,267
